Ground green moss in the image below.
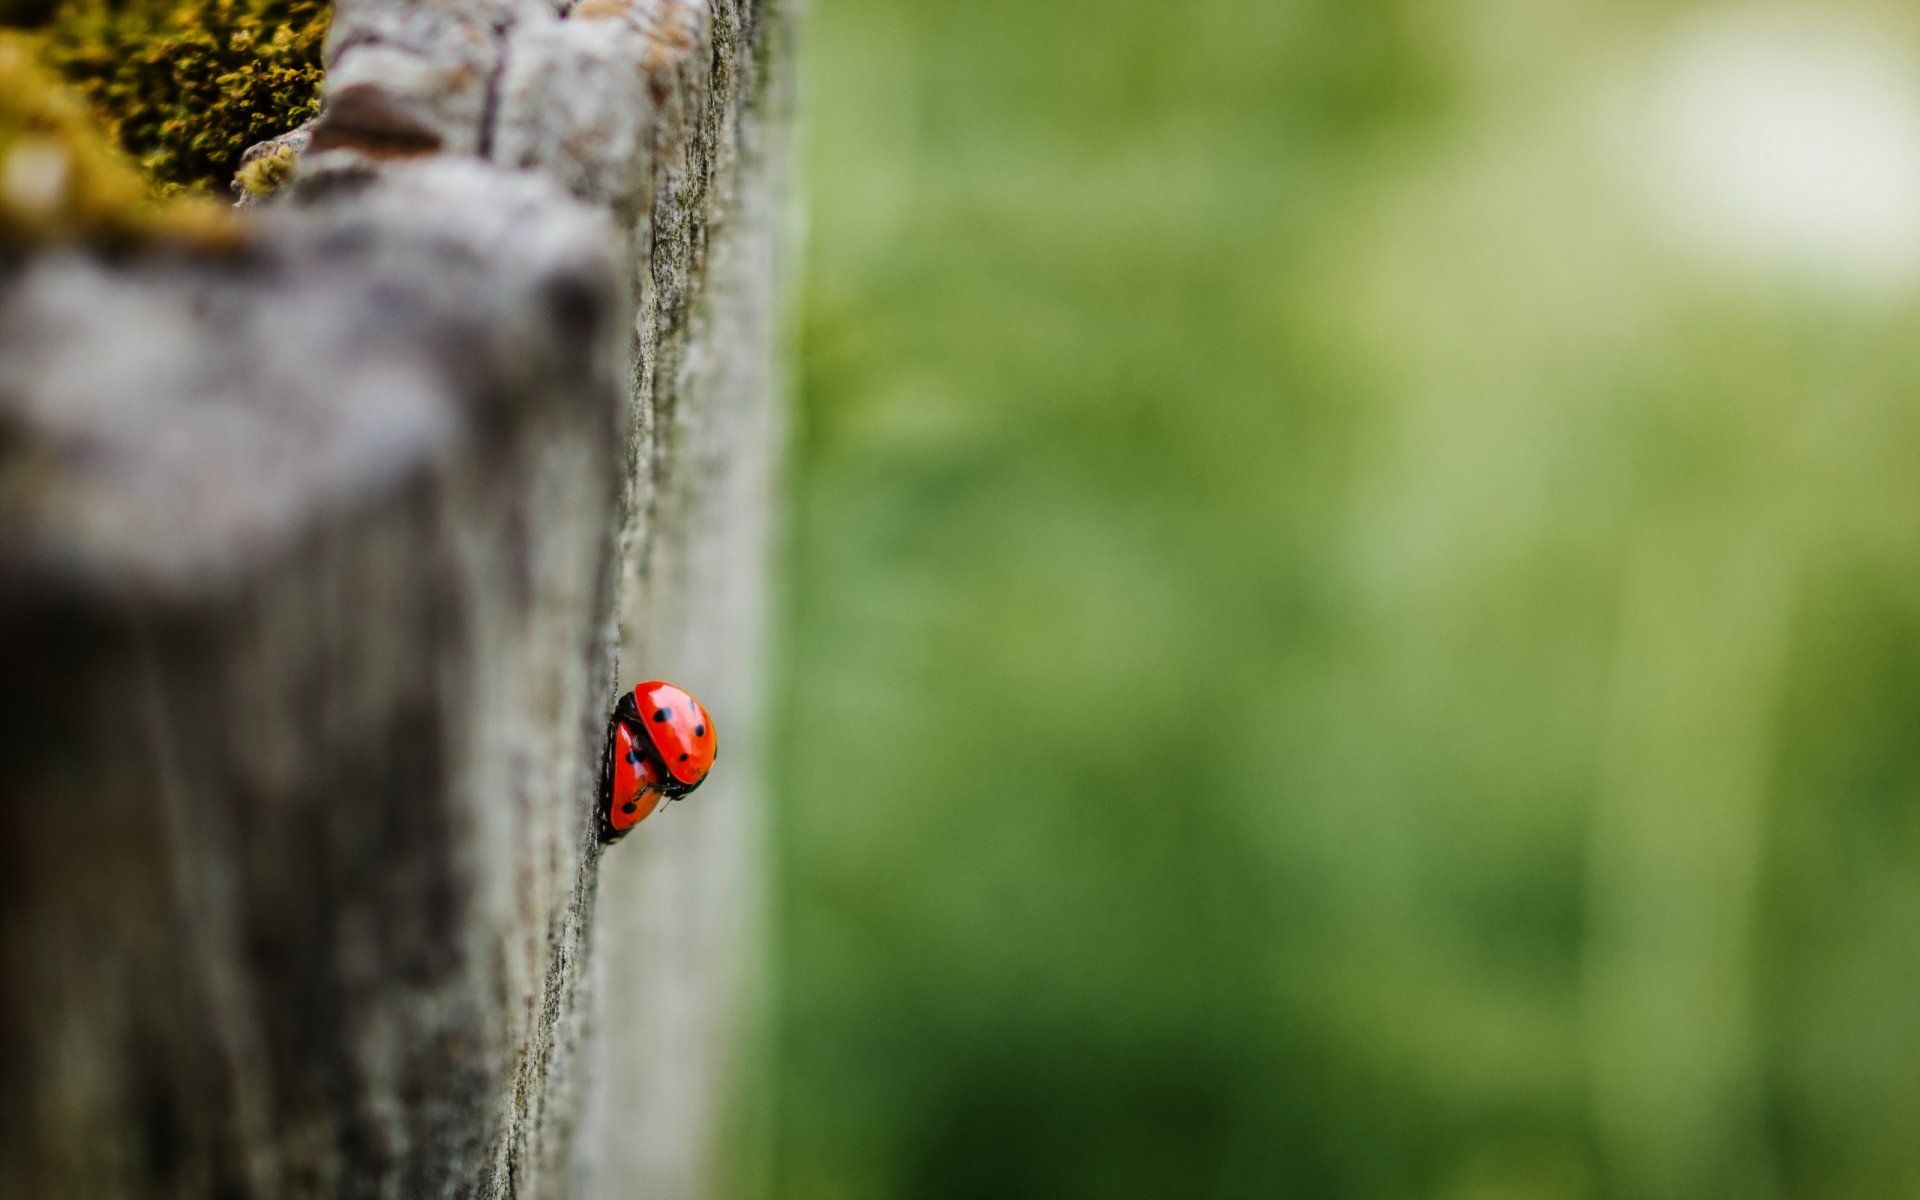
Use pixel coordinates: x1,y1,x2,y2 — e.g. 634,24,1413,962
0,31,234,247
21,0,328,197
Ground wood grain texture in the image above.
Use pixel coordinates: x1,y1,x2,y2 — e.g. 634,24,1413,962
0,2,790,1196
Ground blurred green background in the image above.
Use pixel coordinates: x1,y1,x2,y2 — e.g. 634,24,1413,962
771,1,1920,1197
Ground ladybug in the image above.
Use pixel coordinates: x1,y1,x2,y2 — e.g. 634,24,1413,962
600,680,717,841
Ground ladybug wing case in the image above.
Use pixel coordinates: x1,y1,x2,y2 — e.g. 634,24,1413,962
603,716,665,839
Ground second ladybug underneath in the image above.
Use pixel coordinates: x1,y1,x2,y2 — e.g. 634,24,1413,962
601,680,717,841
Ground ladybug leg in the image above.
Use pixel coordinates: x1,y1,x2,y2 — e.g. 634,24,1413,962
597,716,612,798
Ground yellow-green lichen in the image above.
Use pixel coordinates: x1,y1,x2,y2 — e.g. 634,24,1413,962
233,139,294,196
20,0,329,197
0,32,234,248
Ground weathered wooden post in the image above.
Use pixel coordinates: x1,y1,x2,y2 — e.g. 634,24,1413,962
0,1,790,1195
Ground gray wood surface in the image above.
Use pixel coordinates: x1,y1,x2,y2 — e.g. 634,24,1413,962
0,2,790,1196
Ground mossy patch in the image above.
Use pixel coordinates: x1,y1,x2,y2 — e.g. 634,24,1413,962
9,0,328,197
233,138,295,196
0,32,233,248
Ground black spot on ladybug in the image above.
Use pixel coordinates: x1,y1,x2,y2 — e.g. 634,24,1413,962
625,749,640,765
694,724,706,737
653,707,671,722
678,753,689,762
622,801,638,814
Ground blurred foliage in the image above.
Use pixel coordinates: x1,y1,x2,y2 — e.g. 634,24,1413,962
4,0,326,196
775,0,1920,1198
0,32,234,247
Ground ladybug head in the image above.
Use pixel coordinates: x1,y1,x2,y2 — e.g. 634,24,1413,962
623,680,717,798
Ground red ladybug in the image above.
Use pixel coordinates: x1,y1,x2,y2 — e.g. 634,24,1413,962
601,680,717,841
